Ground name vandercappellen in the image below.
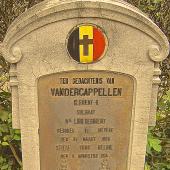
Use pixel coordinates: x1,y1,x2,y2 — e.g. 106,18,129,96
50,87,122,97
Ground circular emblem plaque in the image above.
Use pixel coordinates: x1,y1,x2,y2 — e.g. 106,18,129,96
67,24,107,64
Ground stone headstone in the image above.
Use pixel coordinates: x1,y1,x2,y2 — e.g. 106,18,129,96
0,0,169,170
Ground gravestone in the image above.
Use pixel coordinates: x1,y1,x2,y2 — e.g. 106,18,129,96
0,0,169,170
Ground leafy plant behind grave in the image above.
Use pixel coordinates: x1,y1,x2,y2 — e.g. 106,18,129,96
0,0,170,169
128,0,170,169
145,90,170,170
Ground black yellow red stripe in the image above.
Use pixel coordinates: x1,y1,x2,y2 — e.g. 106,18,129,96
67,25,106,63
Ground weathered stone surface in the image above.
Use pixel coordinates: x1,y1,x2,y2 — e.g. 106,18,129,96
0,0,169,170
38,71,134,170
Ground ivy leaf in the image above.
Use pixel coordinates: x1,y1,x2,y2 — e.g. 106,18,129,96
148,6,156,11
153,0,162,3
14,129,21,134
1,164,9,170
145,163,151,170
163,90,170,102
0,156,4,164
148,138,162,152
0,124,9,133
1,142,9,146
146,143,152,155
167,164,170,169
13,135,21,141
3,136,8,141
0,110,9,121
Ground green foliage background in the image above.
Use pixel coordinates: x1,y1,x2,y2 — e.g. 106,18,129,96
0,0,169,170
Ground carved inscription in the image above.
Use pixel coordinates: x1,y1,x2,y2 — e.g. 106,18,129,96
38,71,134,170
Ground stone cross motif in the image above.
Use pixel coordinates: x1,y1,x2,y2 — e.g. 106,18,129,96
67,24,106,63
79,35,93,56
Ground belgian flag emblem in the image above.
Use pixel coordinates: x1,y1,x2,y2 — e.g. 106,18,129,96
67,25,106,63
